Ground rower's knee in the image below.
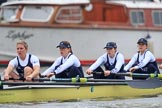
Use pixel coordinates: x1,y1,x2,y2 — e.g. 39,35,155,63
24,66,33,75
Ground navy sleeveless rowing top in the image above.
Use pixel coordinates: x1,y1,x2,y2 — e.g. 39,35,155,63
16,54,33,77
104,52,124,72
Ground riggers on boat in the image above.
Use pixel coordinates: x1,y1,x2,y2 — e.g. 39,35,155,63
0,0,162,66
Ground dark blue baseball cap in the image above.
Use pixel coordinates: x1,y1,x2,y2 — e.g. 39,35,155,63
104,42,117,49
56,41,71,48
137,38,147,45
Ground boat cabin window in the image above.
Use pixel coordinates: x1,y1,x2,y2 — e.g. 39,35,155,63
130,10,144,25
55,6,83,23
21,6,54,22
0,6,19,22
152,11,162,26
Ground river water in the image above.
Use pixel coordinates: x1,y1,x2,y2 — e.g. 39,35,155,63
0,67,162,108
1,96,162,108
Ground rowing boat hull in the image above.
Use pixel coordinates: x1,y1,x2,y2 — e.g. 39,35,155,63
0,84,162,103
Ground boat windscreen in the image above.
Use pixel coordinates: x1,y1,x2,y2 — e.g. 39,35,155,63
21,5,54,22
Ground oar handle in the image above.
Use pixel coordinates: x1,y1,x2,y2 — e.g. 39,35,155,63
39,74,47,78
92,72,103,74
92,71,130,75
8,75,48,81
9,77,25,81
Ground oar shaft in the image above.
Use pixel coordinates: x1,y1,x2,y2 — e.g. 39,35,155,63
0,81,126,86
33,78,127,82
7,77,127,82
33,78,72,82
5,75,161,82
92,72,161,79
115,73,150,78
115,73,162,79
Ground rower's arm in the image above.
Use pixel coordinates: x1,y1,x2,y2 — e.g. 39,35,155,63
30,65,40,78
4,64,14,80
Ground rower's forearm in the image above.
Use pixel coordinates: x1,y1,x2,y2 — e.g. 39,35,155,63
31,70,40,77
30,66,40,78
4,67,13,75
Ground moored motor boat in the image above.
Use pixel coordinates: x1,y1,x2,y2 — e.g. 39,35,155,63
0,0,162,66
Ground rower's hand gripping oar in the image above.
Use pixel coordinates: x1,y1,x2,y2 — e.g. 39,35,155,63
37,72,162,89
1,73,162,89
